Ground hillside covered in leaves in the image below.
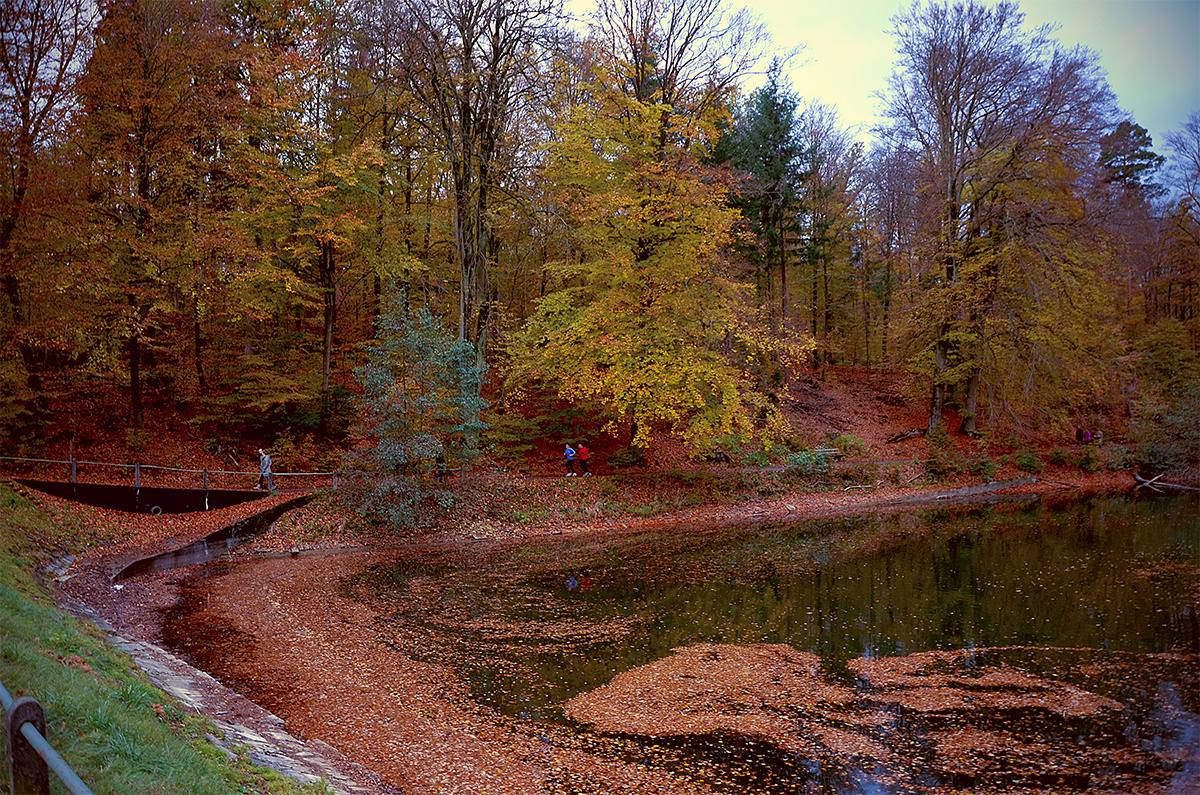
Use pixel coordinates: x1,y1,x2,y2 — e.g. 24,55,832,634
3,0,1198,492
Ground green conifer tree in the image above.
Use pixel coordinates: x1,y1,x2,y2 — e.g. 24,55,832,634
350,293,485,527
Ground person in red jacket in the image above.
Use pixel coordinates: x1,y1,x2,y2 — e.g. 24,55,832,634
578,443,591,476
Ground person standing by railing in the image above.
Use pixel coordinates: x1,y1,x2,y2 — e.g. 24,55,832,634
256,448,275,491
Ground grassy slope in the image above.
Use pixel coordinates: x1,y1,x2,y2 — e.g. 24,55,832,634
0,483,328,795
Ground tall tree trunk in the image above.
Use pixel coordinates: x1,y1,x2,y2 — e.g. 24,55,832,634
193,294,206,395
962,367,980,434
861,270,871,365
882,260,892,363
927,197,960,432
766,260,774,322
810,252,819,368
451,150,480,352
129,331,144,430
928,321,950,433
321,239,336,394
129,107,154,433
471,173,491,372
0,271,43,395
779,216,788,324
319,239,337,436
0,150,36,388
821,256,830,380
372,159,388,329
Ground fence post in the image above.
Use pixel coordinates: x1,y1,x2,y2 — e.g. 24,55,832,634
134,462,140,488
203,467,208,490
70,458,77,484
8,696,49,795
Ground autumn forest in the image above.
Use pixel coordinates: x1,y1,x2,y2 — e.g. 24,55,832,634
3,0,1198,472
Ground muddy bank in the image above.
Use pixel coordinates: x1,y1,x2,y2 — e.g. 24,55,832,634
163,553,558,795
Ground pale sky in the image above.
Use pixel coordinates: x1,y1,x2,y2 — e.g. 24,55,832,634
755,0,1199,151
568,0,1200,154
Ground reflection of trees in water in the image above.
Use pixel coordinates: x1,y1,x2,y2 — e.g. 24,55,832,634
349,495,1197,792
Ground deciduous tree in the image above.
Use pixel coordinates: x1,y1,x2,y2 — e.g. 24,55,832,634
591,0,776,120
512,79,806,452
0,0,93,442
881,0,1115,435
1165,112,1200,208
1158,113,1200,349
74,0,242,429
508,1,804,454
798,102,863,376
397,0,560,372
860,140,920,365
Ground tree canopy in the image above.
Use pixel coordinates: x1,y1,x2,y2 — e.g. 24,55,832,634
1,0,1195,468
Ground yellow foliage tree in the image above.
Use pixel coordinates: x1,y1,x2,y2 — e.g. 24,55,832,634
510,80,808,452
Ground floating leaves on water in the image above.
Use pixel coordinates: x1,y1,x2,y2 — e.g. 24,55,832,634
564,643,1188,792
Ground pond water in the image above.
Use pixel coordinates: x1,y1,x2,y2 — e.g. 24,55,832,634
353,492,1199,792
169,491,1200,793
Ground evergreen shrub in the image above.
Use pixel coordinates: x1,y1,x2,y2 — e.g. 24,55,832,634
1015,450,1043,474
968,458,998,479
786,449,830,477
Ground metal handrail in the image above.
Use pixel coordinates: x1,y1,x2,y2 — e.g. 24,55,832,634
0,455,340,479
0,455,346,491
0,455,481,491
1,678,95,795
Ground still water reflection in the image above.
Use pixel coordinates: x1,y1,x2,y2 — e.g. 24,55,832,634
353,492,1198,792
365,495,1196,707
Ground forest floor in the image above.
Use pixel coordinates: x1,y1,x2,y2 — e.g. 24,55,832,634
16,365,1176,795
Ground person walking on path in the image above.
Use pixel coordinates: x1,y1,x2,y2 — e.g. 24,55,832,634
256,447,276,491
564,443,577,476
578,443,591,476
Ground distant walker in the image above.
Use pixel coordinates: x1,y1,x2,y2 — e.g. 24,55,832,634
256,448,276,491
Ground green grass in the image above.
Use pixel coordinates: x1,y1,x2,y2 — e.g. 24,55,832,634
0,483,329,795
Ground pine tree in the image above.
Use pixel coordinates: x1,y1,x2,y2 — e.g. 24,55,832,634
350,291,485,527
720,63,807,322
